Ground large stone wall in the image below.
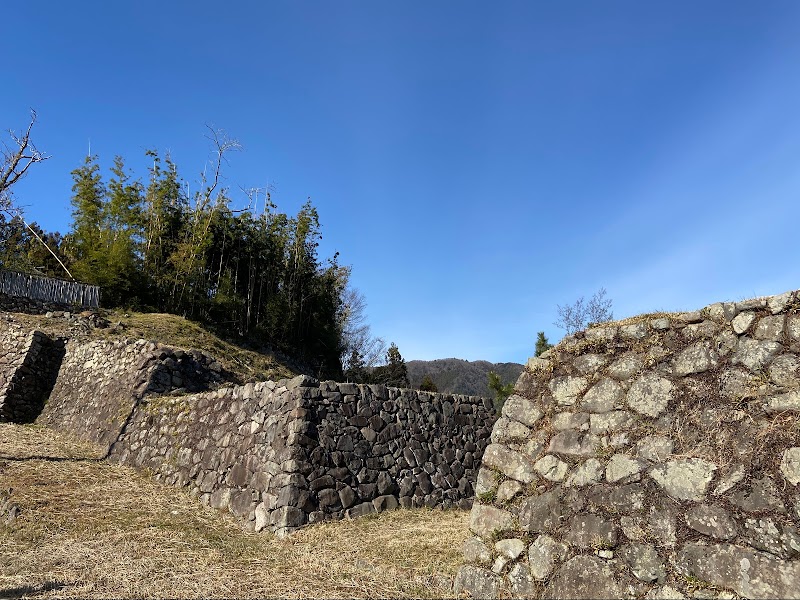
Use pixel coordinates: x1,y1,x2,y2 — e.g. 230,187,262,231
6,320,496,535
37,338,228,451
0,320,63,423
103,377,495,535
455,291,800,599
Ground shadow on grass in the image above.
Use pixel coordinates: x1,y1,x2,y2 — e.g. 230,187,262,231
0,580,68,599
0,454,101,463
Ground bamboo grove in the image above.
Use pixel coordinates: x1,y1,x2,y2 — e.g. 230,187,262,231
0,149,347,378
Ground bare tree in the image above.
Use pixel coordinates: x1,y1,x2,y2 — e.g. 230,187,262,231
340,285,387,370
1,110,49,210
0,111,74,280
554,287,613,334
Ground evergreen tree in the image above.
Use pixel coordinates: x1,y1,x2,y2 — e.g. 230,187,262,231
374,342,409,387
488,371,514,410
420,374,438,392
535,331,553,357
344,348,368,383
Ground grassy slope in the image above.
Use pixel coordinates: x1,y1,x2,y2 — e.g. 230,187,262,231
0,423,468,599
8,309,298,384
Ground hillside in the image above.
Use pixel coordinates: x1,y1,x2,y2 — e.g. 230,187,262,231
406,358,523,397
3,307,299,385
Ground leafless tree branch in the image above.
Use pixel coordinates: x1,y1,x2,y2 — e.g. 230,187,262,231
0,110,50,209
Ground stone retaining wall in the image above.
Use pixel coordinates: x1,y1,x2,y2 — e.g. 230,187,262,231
104,377,495,535
455,290,800,599
37,338,227,451
0,321,63,423
13,323,496,534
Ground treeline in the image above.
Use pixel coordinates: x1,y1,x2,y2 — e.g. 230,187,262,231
0,149,347,378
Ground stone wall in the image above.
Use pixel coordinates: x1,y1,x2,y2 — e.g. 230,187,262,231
0,321,63,423
455,290,800,599
37,338,227,451
103,377,495,535
0,291,76,315
13,324,496,535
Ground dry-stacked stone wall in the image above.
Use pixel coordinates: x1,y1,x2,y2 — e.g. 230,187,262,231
104,377,496,535
455,290,800,599
0,320,63,423
37,338,227,451
10,322,496,535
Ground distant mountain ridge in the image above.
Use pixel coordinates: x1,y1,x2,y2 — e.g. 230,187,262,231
406,358,524,398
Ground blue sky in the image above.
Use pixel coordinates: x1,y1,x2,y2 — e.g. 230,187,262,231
4,2,800,364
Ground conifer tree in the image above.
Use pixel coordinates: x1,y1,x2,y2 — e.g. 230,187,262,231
375,342,409,387
488,371,514,410
420,374,438,392
535,331,553,357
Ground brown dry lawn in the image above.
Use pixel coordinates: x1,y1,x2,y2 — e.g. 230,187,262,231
0,423,469,599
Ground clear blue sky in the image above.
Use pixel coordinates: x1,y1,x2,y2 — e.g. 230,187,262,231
4,2,800,364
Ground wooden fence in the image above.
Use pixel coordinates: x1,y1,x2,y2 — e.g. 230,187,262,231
0,271,100,309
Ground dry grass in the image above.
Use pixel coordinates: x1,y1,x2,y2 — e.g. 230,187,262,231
7,309,297,384
0,424,468,599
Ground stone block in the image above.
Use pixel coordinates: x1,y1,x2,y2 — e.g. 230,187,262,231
673,341,717,376
534,454,569,482
508,563,536,597
780,447,800,485
564,514,619,549
528,534,567,580
765,390,800,413
741,517,800,559
345,502,375,519
453,566,501,599
769,355,800,388
636,435,674,463
463,537,492,566
469,504,515,538
573,353,608,374
581,378,624,413
754,315,786,341
649,458,717,502
732,311,756,334
548,430,601,457
729,476,786,513
518,488,564,533
549,376,588,406
627,373,674,418
732,338,782,371
545,556,623,600
481,444,537,484
676,542,800,599
607,353,644,381
684,504,737,540
495,537,525,559
372,494,398,512
619,543,665,583
565,458,604,487
590,410,634,434
605,454,645,483
501,394,543,427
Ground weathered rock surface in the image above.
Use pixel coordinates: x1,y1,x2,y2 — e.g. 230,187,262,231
458,289,800,599
649,458,716,502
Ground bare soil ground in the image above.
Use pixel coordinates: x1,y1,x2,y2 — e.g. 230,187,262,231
0,423,468,599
